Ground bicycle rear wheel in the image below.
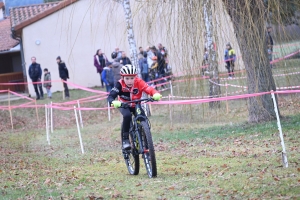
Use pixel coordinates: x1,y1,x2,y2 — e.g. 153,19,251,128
139,121,157,178
123,132,140,175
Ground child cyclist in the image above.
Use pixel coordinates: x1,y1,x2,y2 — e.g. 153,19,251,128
108,64,162,150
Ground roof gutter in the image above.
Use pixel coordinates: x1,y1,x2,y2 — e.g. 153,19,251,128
11,28,28,93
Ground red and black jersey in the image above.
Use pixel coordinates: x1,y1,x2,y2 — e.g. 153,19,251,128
108,77,158,106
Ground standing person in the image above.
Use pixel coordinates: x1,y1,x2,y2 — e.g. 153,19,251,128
43,68,52,99
108,64,162,149
151,46,165,85
157,43,168,58
228,43,236,77
94,49,107,88
138,52,149,82
120,52,132,66
28,56,44,100
267,26,274,68
138,47,146,58
224,43,231,78
114,47,123,59
111,52,123,86
57,56,70,99
102,62,114,92
146,46,155,69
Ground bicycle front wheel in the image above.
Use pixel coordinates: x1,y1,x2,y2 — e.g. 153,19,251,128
124,132,140,175
139,121,157,178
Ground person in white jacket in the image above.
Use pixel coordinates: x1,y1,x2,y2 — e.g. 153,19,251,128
146,46,155,71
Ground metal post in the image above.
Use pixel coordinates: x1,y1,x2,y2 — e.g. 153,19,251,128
74,106,84,154
77,100,83,128
108,101,111,121
271,91,288,168
45,104,50,145
50,101,53,133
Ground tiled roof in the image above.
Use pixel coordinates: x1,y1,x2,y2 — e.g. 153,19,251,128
0,2,4,9
10,0,78,35
10,2,59,28
0,18,19,52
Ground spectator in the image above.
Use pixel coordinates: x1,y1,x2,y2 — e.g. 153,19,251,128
114,47,123,59
57,56,70,99
267,26,274,68
164,58,172,80
138,53,149,82
157,43,168,58
138,47,146,58
102,62,114,92
224,43,236,78
43,68,52,99
146,46,155,69
28,56,43,100
94,49,107,88
120,52,132,66
149,56,158,85
111,52,123,86
151,46,165,79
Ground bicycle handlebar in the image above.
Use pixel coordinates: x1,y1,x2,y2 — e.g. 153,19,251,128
122,97,155,104
120,98,155,108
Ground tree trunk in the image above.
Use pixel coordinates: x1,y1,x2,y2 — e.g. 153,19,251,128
203,0,221,108
223,0,277,122
122,0,140,77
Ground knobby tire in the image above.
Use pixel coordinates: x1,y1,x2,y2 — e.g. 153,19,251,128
140,121,157,178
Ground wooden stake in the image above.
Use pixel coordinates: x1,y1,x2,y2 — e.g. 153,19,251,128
108,101,111,121
8,90,14,130
168,94,173,127
50,101,53,133
226,82,229,114
35,99,39,128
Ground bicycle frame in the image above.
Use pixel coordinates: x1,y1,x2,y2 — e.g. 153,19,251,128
132,103,149,154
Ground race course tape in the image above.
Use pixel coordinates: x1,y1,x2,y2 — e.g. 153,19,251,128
1,90,300,111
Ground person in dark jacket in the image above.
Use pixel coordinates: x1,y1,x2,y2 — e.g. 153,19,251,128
111,52,123,86
138,52,149,82
102,62,114,92
94,49,107,88
120,52,132,66
28,56,44,100
57,56,70,99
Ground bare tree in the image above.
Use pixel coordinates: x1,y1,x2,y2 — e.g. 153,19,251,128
222,0,278,122
203,0,221,108
113,0,140,77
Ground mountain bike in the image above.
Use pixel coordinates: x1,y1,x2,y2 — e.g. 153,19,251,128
120,98,157,178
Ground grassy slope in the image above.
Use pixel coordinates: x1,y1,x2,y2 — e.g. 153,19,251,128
0,110,299,199
0,59,300,199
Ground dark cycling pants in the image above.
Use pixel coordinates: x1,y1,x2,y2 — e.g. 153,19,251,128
120,107,135,133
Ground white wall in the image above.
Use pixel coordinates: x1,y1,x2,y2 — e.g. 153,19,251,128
22,0,243,96
0,9,4,20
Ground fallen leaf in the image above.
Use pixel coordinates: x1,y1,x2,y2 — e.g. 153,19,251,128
44,178,51,185
136,183,141,187
168,186,175,190
274,177,280,181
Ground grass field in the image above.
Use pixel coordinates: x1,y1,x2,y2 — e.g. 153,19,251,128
1,59,300,199
0,109,300,199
